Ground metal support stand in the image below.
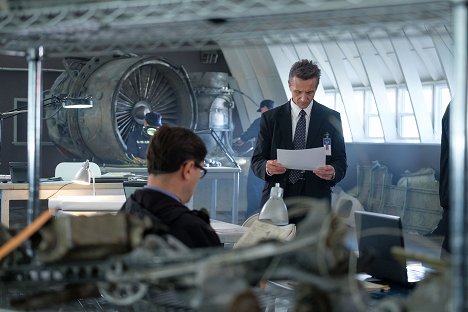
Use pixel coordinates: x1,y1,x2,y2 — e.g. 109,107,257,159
451,1,468,311
26,47,43,226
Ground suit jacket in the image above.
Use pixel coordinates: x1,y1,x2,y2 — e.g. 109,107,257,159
439,103,449,209
251,100,347,206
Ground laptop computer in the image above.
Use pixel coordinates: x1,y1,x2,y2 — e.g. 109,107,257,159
9,162,28,183
354,210,430,287
123,180,147,199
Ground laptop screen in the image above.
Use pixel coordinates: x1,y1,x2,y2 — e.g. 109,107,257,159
354,210,408,285
123,180,147,199
9,162,28,183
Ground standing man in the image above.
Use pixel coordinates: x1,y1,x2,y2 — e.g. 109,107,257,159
251,59,347,224
126,111,162,163
438,103,450,253
120,125,222,248
233,99,274,219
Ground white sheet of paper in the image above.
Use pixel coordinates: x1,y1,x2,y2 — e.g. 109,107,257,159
277,147,326,170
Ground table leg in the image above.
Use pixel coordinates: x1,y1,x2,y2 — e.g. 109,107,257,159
211,179,217,219
0,190,9,227
232,171,239,225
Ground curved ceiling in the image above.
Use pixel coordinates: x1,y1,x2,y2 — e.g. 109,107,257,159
0,0,451,57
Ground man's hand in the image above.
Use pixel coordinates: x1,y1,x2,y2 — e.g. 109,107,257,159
266,159,286,176
313,165,335,181
129,156,146,166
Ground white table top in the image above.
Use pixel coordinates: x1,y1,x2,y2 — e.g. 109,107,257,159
0,181,123,190
48,195,126,214
210,219,247,244
48,195,246,244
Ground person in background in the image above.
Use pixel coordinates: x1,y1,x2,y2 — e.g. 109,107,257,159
233,99,274,219
438,103,450,253
120,125,222,248
251,59,347,224
126,111,162,163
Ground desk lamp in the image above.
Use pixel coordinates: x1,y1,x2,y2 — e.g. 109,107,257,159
72,160,95,196
258,183,289,225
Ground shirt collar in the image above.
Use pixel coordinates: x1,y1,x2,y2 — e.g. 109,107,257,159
290,99,313,118
144,185,181,202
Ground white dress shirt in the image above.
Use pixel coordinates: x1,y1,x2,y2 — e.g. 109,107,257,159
290,99,313,141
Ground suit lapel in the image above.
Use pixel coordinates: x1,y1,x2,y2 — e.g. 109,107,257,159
307,101,325,147
278,103,294,149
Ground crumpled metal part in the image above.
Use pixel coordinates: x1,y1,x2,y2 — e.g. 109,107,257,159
0,198,370,311
37,213,151,263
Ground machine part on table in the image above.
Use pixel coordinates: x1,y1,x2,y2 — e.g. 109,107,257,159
0,199,370,311
354,161,443,235
196,129,239,168
190,72,231,132
0,211,52,265
190,72,237,155
45,55,197,163
98,261,149,306
0,223,29,269
37,213,151,263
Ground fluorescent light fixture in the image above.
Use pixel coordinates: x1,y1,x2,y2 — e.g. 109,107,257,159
72,159,95,196
62,96,93,109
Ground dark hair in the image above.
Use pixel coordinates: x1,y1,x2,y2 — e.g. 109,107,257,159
288,59,321,85
147,125,207,174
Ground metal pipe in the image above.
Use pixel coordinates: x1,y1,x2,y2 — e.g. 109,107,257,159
26,47,43,226
0,67,63,73
450,0,468,311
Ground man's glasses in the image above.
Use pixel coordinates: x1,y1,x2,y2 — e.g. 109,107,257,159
194,162,207,179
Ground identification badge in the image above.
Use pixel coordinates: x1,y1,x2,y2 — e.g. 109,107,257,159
323,133,332,156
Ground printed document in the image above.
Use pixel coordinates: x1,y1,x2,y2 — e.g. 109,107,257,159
277,147,326,170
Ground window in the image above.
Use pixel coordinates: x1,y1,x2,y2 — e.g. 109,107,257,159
321,81,451,142
365,91,383,138
323,91,352,141
434,84,451,139
398,89,419,139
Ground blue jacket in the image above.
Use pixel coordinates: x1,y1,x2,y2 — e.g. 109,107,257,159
240,117,261,142
126,128,151,159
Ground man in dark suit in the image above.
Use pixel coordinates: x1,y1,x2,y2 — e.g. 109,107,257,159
251,59,347,223
438,103,450,252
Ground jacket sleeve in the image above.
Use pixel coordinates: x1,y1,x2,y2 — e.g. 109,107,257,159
439,104,450,209
177,220,222,248
240,118,261,142
328,112,347,185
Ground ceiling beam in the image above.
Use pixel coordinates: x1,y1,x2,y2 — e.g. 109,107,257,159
355,38,399,141
431,27,454,94
321,39,365,141
391,35,435,142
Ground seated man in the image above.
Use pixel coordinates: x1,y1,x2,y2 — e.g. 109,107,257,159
120,125,222,248
126,111,163,163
